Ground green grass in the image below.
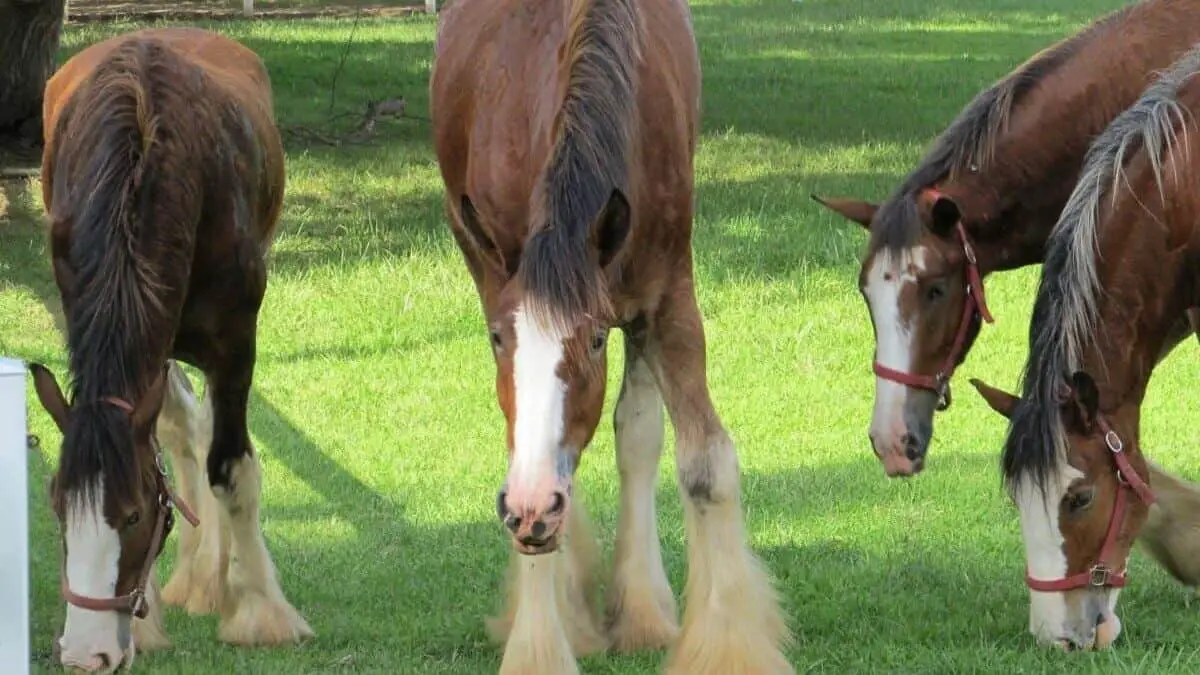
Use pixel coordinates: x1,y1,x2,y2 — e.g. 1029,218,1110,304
5,0,1200,672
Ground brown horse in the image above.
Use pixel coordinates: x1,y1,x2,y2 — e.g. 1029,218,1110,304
28,27,311,671
813,0,1200,477
971,43,1200,650
431,0,791,673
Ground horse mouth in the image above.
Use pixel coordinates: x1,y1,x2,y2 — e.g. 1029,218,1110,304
513,536,559,555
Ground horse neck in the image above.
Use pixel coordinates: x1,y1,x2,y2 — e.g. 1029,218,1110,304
1082,212,1196,410
943,165,1080,274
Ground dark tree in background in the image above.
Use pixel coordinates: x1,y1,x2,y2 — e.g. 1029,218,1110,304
0,0,66,148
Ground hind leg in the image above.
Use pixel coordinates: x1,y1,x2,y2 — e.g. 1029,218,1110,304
205,322,312,645
158,361,228,615
606,327,678,652
646,280,793,675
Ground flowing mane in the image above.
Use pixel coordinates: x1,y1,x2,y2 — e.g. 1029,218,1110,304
516,0,639,332
49,39,199,509
871,6,1127,250
1001,42,1200,493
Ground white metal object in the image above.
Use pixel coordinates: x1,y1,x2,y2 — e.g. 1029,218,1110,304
0,357,29,675
426,0,436,13
243,0,253,17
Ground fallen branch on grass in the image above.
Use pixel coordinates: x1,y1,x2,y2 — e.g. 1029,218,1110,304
281,96,429,147
0,167,39,179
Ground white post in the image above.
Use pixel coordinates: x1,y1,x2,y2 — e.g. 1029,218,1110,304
426,0,436,14
243,0,253,17
0,358,29,675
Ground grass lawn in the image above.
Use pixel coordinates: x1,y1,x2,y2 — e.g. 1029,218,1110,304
5,0,1200,672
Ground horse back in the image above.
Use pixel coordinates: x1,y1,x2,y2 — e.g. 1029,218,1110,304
42,27,284,245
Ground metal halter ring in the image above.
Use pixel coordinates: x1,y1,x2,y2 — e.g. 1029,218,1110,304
1104,430,1123,453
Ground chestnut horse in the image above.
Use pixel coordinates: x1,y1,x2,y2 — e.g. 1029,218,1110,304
29,27,310,671
971,44,1200,650
813,0,1200,477
431,0,791,673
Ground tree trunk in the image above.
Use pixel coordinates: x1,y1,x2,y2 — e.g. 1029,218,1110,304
0,0,66,148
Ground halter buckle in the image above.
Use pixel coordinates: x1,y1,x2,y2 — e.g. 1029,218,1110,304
130,589,148,618
962,240,978,266
935,380,951,411
1089,565,1111,587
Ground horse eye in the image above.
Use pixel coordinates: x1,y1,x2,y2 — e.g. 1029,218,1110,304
1066,488,1095,514
590,331,607,354
489,329,503,350
125,511,141,527
925,281,946,303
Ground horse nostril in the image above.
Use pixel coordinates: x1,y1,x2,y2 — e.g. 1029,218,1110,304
495,490,508,521
903,433,923,460
547,490,566,516
531,520,547,539
504,514,521,534
97,652,111,669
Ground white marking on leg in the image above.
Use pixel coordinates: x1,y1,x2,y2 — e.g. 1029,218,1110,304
215,453,312,644
509,304,568,504
1013,467,1078,645
61,481,125,669
608,355,677,649
499,553,578,675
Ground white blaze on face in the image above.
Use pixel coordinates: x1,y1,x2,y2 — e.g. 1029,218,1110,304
60,480,125,670
1013,463,1080,644
508,303,568,507
864,247,926,445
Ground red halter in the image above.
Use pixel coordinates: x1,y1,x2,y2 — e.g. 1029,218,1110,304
59,396,200,618
872,190,994,410
1024,416,1155,592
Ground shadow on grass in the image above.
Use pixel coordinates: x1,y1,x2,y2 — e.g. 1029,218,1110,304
25,419,1198,673
690,1,1122,146
0,181,63,341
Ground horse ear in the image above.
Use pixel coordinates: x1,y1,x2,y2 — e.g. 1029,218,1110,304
1064,371,1101,431
811,195,876,229
968,378,1018,419
131,366,169,433
29,363,69,432
929,195,961,238
459,195,510,278
590,188,631,269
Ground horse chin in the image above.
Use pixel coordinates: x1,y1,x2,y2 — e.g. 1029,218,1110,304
513,536,560,556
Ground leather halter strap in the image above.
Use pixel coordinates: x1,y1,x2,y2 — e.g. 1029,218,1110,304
1025,414,1155,592
59,397,200,618
871,190,994,410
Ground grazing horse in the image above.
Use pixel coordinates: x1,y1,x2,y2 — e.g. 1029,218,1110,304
813,0,1200,477
971,44,1200,650
431,0,791,673
29,27,311,672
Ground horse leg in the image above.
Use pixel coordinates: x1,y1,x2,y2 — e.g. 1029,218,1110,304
646,280,793,675
159,361,228,615
206,322,312,645
131,572,171,652
605,327,679,651
491,496,607,672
